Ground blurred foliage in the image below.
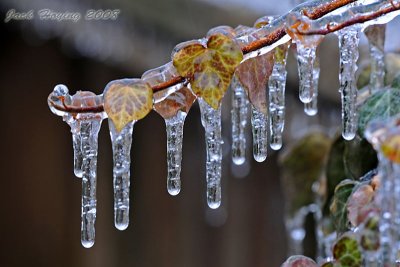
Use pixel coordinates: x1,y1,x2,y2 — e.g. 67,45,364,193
279,132,331,216
358,88,400,135
332,234,362,267
330,179,358,234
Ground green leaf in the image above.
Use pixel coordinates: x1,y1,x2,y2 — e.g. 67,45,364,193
343,135,378,180
360,215,380,251
333,234,362,267
279,132,331,216
281,255,318,267
358,88,400,136
391,73,400,89
330,180,358,234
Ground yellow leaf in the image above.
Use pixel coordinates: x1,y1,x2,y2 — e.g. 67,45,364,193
173,33,243,109
104,79,153,132
381,135,400,163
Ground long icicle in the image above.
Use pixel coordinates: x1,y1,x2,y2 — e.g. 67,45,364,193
231,79,249,165
165,111,187,195
269,43,289,150
198,98,223,209
109,120,135,230
296,42,319,104
304,56,320,116
251,107,268,162
80,119,102,248
364,24,386,91
337,25,361,141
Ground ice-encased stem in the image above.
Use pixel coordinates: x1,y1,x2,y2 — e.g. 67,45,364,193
304,58,320,116
165,111,186,196
251,107,268,162
198,98,222,209
109,120,135,231
231,82,248,165
80,119,102,248
269,45,289,151
338,26,360,141
296,42,318,104
365,24,386,90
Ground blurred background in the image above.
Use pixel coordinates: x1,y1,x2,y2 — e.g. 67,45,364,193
0,0,399,266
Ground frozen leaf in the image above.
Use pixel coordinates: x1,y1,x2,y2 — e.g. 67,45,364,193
172,33,243,109
279,132,331,216
153,87,196,119
358,88,400,136
347,183,375,227
381,135,400,163
235,51,274,114
320,262,335,267
104,79,153,132
333,234,362,267
330,180,358,234
281,255,318,267
360,215,380,251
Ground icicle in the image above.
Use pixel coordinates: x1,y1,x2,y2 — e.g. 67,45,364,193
269,44,289,150
304,58,320,116
198,98,223,209
69,120,83,178
364,24,386,91
296,42,319,104
337,26,361,141
109,120,134,230
165,111,186,196
251,107,268,162
80,119,103,248
231,80,248,165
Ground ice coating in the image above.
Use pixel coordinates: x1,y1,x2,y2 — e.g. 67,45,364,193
165,111,187,195
47,86,106,248
109,120,135,230
364,24,386,90
337,25,361,140
304,57,320,116
295,41,319,104
80,119,102,248
198,98,223,209
231,79,249,165
269,43,289,150
251,106,268,162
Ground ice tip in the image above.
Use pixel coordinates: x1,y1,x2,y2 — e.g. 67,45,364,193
232,157,245,165
53,84,69,96
115,222,129,231
81,239,95,248
208,201,221,209
167,187,181,196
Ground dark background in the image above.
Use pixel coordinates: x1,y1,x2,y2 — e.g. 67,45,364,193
1,0,397,266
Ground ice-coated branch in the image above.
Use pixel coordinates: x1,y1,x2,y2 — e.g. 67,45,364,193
47,0,400,115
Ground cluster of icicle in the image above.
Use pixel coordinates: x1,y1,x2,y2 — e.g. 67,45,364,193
47,0,399,248
364,115,400,266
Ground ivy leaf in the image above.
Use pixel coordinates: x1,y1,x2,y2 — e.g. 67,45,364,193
172,33,243,109
104,79,153,132
347,183,375,227
320,262,335,267
360,215,380,251
281,255,318,267
343,135,378,180
279,132,331,216
333,234,362,267
381,135,400,163
235,51,274,114
153,86,196,119
358,88,400,136
330,180,358,234
392,73,400,89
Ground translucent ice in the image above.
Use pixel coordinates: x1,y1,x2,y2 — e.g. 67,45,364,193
198,98,223,209
251,107,268,162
